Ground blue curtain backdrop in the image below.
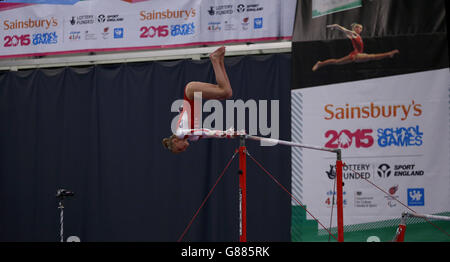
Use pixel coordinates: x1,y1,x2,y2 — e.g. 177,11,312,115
0,54,291,241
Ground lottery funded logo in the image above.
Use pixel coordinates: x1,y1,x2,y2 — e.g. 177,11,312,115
208,5,233,16
325,163,371,181
70,15,95,25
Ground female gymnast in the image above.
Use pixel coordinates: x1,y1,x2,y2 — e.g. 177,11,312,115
162,46,237,154
312,23,399,71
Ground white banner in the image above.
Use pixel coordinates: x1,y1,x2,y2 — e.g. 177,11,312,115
292,69,450,228
0,0,296,58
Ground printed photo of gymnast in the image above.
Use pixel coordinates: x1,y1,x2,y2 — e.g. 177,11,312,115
312,23,400,71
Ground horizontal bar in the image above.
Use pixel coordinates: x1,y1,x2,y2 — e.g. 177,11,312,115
406,212,450,221
245,135,338,154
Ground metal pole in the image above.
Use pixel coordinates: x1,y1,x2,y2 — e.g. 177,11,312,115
335,149,344,242
393,212,408,242
58,201,64,243
406,212,450,221
239,135,247,242
246,135,338,153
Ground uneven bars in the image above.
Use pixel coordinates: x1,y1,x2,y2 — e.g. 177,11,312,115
244,134,344,242
182,130,345,241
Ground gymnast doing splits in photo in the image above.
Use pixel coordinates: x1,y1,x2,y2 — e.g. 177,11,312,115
312,23,399,71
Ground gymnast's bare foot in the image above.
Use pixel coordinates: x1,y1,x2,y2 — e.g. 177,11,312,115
210,46,225,61
389,49,399,58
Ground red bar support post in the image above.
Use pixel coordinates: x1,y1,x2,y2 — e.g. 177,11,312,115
238,136,247,242
394,212,408,242
396,224,406,242
336,152,344,242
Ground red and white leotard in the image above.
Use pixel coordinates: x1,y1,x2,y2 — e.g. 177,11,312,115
349,34,364,60
175,87,235,141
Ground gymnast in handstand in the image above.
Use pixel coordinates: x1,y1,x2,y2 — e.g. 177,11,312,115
162,46,237,153
312,23,399,71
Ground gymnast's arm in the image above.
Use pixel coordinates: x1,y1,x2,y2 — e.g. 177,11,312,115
326,24,356,38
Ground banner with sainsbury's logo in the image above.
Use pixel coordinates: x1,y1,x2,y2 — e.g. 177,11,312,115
0,0,296,58
292,68,450,240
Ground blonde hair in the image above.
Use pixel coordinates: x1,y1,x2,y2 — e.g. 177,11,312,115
351,23,363,30
162,134,177,151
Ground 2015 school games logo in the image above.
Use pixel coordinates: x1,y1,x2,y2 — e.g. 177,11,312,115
208,5,233,16
323,125,423,149
323,100,424,149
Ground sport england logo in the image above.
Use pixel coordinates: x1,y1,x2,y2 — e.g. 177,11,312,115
377,164,391,178
237,4,245,13
407,188,424,206
97,14,124,23
98,14,106,23
236,4,264,13
377,164,424,178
